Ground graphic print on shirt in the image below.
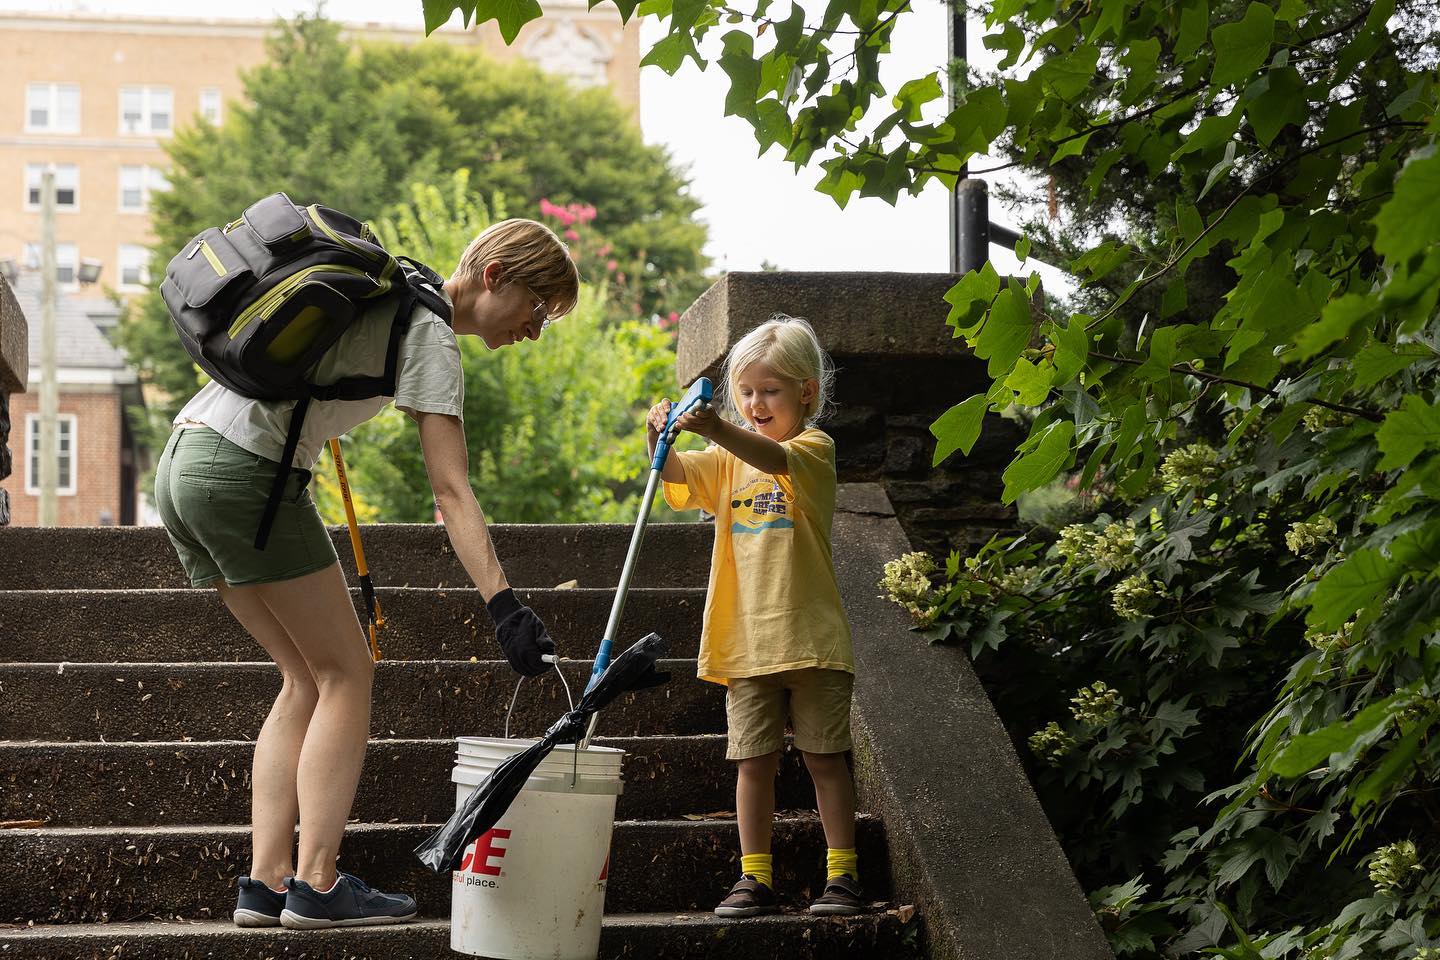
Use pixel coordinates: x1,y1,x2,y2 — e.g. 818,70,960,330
730,477,794,534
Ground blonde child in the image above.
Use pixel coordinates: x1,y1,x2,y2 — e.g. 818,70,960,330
646,315,861,917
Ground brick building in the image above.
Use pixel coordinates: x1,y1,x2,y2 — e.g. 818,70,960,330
0,8,642,304
0,272,140,526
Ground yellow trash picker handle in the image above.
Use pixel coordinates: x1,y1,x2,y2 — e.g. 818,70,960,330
330,437,384,662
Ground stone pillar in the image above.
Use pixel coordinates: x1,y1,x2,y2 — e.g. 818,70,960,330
675,272,1021,556
0,275,30,527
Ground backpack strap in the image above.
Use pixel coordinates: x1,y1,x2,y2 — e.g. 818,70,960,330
254,393,312,550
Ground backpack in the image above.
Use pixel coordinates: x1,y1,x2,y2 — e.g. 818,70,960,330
161,191,452,549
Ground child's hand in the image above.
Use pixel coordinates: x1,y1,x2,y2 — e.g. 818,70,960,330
647,399,673,441
675,404,719,439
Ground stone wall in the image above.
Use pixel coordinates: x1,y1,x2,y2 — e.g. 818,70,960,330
0,275,28,527
675,271,1022,557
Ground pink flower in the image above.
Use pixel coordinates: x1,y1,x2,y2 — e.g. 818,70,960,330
564,228,580,242
606,259,618,271
538,198,559,219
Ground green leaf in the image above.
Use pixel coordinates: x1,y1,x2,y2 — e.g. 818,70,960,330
1373,145,1440,264
473,0,545,44
642,31,698,74
1015,235,1031,261
1271,694,1404,777
971,287,1035,378
944,264,1001,332
1176,0,1209,57
1245,66,1305,147
422,0,472,33
1377,395,1440,471
1002,419,1075,503
893,73,943,122
1005,356,1054,406
1352,721,1433,810
1049,319,1088,383
1352,342,1431,389
1211,2,1275,89
753,99,793,154
717,31,761,121
1051,132,1093,164
931,394,989,465
1199,140,1237,200
1306,548,1399,631
1293,294,1374,360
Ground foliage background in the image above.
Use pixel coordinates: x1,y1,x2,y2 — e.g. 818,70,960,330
418,0,1440,953
120,15,707,524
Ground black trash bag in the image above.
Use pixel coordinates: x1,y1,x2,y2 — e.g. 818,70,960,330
415,632,670,873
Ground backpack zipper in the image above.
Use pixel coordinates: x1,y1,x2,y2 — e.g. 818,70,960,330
308,204,385,263
227,265,386,339
187,238,227,277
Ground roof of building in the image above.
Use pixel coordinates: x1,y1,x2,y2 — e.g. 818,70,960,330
9,272,134,381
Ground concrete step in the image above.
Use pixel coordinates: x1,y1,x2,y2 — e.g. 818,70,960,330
3,737,819,826
0,912,915,960
0,587,704,662
0,523,714,591
1,817,890,924
0,660,722,741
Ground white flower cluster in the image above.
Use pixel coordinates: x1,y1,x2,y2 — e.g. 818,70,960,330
1301,405,1352,432
1286,516,1338,556
878,552,941,626
1071,681,1122,727
1367,840,1423,892
1028,721,1076,764
1093,522,1139,572
1112,573,1160,620
1160,443,1221,488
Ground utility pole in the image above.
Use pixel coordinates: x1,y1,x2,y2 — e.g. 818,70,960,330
38,168,58,526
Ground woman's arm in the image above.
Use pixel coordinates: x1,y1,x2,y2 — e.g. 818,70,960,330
415,411,508,601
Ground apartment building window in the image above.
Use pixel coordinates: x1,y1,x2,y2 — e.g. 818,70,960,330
25,83,81,134
25,413,79,496
119,165,169,212
118,244,149,290
24,242,79,288
24,164,79,211
119,86,173,135
199,87,222,125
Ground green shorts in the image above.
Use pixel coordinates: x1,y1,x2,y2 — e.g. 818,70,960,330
154,426,338,588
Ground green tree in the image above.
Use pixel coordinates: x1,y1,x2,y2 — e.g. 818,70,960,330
313,170,678,525
119,13,707,438
421,0,1440,954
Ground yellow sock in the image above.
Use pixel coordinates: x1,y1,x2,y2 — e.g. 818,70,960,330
740,852,773,889
827,847,858,881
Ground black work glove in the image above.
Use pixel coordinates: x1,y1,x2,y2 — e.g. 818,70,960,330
486,588,556,677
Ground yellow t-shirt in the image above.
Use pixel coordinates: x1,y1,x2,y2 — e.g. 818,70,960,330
662,427,854,685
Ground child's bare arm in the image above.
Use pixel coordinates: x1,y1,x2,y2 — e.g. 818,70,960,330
679,411,788,476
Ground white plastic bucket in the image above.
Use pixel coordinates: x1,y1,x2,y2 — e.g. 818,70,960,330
449,736,625,959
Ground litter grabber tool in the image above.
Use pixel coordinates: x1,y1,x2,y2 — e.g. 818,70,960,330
329,437,384,662
584,377,714,718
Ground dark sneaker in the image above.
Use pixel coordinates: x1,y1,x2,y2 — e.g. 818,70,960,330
809,873,863,915
714,875,778,918
280,873,417,929
233,876,286,928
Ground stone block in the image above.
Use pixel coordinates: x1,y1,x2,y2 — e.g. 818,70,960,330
676,272,970,385
0,276,27,394
883,435,929,475
0,489,8,527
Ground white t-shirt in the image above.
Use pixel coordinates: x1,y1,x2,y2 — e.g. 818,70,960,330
174,292,463,469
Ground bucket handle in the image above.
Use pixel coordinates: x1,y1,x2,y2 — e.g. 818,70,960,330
503,654,582,786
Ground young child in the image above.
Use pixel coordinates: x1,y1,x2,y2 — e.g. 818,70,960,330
646,315,861,917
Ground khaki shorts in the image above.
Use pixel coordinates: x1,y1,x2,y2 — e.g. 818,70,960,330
154,426,338,588
725,668,854,760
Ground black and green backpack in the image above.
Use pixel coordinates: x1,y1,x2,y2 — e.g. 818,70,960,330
161,191,451,549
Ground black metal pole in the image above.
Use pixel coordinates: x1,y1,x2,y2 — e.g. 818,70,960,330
947,0,968,273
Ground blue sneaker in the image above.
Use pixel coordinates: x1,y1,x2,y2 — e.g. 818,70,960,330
233,876,287,927
280,872,417,929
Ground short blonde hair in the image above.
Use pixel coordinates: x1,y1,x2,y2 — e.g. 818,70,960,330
455,218,580,320
722,314,835,424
